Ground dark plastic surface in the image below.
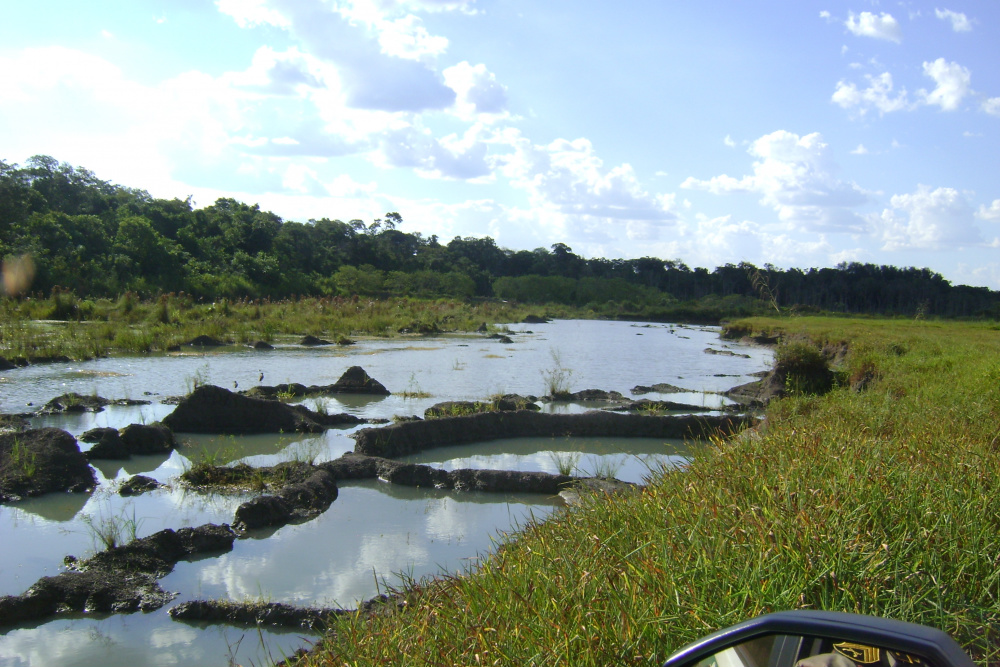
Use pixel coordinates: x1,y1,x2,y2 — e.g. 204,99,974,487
662,611,975,667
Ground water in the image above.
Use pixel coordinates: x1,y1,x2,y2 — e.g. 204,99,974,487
0,320,771,665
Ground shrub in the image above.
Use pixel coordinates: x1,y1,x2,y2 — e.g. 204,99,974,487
774,340,834,395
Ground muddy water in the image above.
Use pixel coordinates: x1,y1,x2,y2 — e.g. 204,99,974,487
0,320,771,666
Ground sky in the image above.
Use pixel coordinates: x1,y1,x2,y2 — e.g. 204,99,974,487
2,1,999,288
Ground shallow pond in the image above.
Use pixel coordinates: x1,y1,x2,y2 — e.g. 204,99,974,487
0,320,771,665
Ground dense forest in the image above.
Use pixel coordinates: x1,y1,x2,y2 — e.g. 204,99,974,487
2,155,998,320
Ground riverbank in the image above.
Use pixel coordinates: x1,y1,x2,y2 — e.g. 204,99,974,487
297,317,1000,666
0,294,578,362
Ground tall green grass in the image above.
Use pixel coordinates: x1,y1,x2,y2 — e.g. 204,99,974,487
0,294,560,360
299,318,1000,666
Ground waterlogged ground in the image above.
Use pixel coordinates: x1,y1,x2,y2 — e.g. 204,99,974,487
0,320,771,666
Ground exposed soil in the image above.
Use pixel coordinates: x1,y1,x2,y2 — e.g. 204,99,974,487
162,385,365,434
0,427,96,502
352,411,751,458
0,523,235,627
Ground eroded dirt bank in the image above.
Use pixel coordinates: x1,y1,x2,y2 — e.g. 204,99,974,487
352,411,751,458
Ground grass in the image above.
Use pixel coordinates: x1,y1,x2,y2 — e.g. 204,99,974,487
548,451,582,476
541,349,573,398
400,373,433,400
5,437,37,478
0,293,570,361
81,504,143,551
295,317,1000,667
584,455,626,480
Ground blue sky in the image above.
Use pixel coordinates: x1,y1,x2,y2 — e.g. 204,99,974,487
2,1,999,287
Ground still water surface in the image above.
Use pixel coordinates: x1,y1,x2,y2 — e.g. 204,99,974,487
0,320,770,665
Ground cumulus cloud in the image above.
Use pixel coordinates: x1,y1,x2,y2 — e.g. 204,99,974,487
376,14,449,62
502,134,675,221
918,58,971,111
689,215,762,261
845,11,901,43
486,131,677,246
833,59,974,116
935,8,972,32
977,200,1000,222
376,123,492,180
220,0,457,113
832,72,910,115
443,62,509,120
681,130,871,232
981,98,1000,116
762,233,833,265
875,185,981,249
230,47,328,96
215,0,290,28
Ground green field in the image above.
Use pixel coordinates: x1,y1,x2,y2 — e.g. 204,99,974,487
296,317,1000,666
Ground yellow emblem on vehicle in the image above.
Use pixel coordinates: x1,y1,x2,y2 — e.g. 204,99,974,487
834,642,881,664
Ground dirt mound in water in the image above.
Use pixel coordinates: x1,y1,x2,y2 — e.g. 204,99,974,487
162,385,364,434
0,523,235,627
352,411,750,458
0,428,95,502
243,367,391,400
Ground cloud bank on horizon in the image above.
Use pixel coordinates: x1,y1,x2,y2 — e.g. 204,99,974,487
1,0,998,287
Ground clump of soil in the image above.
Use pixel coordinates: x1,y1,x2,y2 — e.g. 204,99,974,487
0,523,235,627
424,394,538,418
0,428,96,502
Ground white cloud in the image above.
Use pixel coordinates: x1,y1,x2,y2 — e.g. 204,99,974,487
850,144,868,155
935,8,972,32
829,246,873,266
327,173,378,197
377,14,449,62
680,173,751,195
222,0,457,113
982,98,1000,116
442,62,509,120
977,200,1000,222
918,58,971,111
230,46,329,96
282,163,327,195
501,134,672,219
723,135,736,148
215,0,290,28
845,11,902,43
762,233,833,265
682,130,871,232
375,123,492,180
492,131,677,246
954,263,1000,290
875,185,981,249
832,72,910,115
819,10,832,20
689,215,762,262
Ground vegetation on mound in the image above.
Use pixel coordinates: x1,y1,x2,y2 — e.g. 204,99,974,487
295,318,1000,666
181,460,312,493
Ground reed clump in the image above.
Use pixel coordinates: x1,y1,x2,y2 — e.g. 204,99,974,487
298,318,1000,666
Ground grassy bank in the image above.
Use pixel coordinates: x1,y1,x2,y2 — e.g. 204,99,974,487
298,317,1000,666
0,294,583,360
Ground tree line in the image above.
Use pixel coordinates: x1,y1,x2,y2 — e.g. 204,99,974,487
2,155,998,319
